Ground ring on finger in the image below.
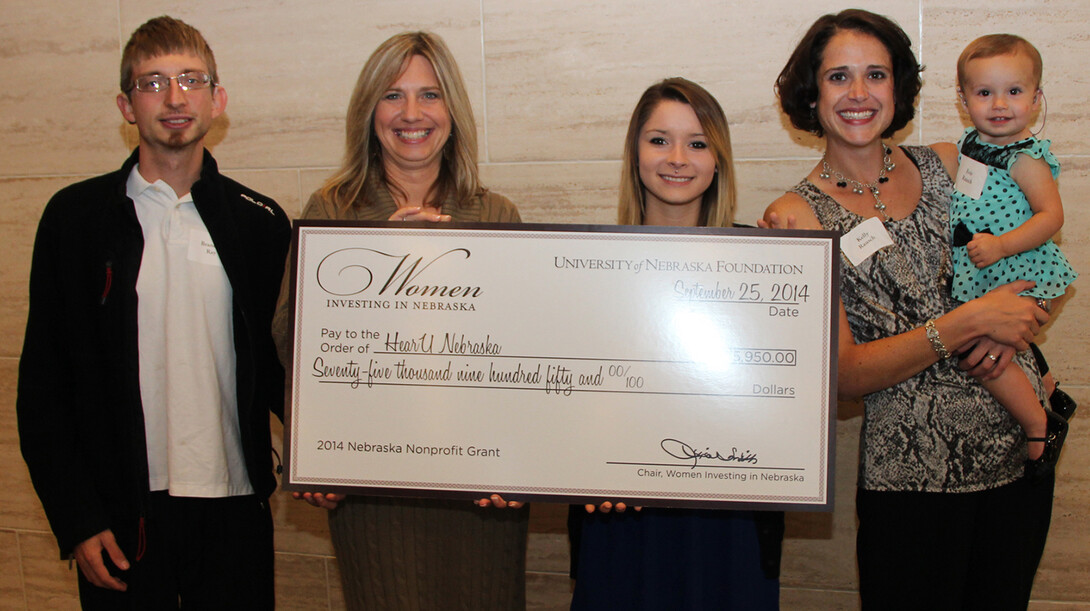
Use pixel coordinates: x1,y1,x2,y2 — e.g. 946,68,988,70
987,353,998,361
1036,298,1050,313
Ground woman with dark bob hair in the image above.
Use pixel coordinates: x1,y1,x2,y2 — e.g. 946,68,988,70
777,9,920,138
764,9,1056,609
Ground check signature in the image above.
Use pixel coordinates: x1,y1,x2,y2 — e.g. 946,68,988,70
660,438,758,469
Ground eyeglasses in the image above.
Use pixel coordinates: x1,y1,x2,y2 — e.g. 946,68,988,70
131,72,214,93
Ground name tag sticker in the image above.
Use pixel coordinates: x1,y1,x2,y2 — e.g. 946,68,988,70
842,216,893,266
187,230,222,266
954,156,988,200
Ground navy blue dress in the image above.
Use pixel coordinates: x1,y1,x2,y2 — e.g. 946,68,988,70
569,507,782,610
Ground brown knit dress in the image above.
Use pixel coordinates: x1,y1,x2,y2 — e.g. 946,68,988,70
272,185,528,610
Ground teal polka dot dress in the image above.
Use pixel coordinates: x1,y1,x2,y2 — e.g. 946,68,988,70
950,128,1077,300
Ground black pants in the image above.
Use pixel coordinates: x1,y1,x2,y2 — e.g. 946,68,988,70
856,473,1054,611
77,492,274,610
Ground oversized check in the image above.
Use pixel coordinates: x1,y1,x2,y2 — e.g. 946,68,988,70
283,222,839,510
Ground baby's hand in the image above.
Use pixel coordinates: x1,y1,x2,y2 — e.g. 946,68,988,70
967,233,1005,268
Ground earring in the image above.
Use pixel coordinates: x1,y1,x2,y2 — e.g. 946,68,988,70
1031,90,1047,136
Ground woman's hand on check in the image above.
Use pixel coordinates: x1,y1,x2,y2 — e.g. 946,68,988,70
476,494,524,509
584,501,642,513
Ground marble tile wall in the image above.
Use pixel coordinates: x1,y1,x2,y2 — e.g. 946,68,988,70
1,0,1087,607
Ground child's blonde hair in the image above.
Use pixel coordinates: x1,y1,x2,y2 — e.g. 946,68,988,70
957,34,1043,90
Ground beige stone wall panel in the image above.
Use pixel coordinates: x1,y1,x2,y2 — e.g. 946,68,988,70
274,551,333,608
734,159,818,225
480,161,619,224
1038,159,1089,385
0,530,25,608
0,0,124,176
19,532,79,610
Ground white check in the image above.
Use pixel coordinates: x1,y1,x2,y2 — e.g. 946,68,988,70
283,222,839,510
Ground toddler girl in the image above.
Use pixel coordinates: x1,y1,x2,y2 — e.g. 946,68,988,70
952,34,1076,474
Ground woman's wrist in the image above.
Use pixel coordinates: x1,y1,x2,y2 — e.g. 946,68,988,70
925,319,951,360
936,299,990,355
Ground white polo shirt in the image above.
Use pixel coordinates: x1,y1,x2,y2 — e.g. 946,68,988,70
128,166,253,497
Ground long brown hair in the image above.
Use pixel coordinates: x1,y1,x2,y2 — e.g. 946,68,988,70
618,78,735,227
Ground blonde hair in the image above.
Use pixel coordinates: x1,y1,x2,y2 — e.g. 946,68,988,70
957,34,1043,90
120,16,217,94
618,78,736,227
319,31,482,211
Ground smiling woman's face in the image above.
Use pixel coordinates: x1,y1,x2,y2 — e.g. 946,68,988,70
373,54,452,175
815,29,895,149
637,100,715,219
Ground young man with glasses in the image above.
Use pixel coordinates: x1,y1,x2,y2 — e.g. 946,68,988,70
17,16,289,608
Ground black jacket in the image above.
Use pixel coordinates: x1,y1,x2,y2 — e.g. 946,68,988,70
17,148,291,557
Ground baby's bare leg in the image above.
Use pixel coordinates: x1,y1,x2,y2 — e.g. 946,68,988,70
981,362,1046,460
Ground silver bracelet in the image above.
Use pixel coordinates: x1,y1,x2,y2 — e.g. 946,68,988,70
925,319,950,360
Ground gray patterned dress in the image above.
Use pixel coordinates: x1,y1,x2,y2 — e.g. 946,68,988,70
792,145,1043,493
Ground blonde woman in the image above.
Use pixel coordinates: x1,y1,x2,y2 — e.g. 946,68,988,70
569,78,782,610
272,31,526,609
